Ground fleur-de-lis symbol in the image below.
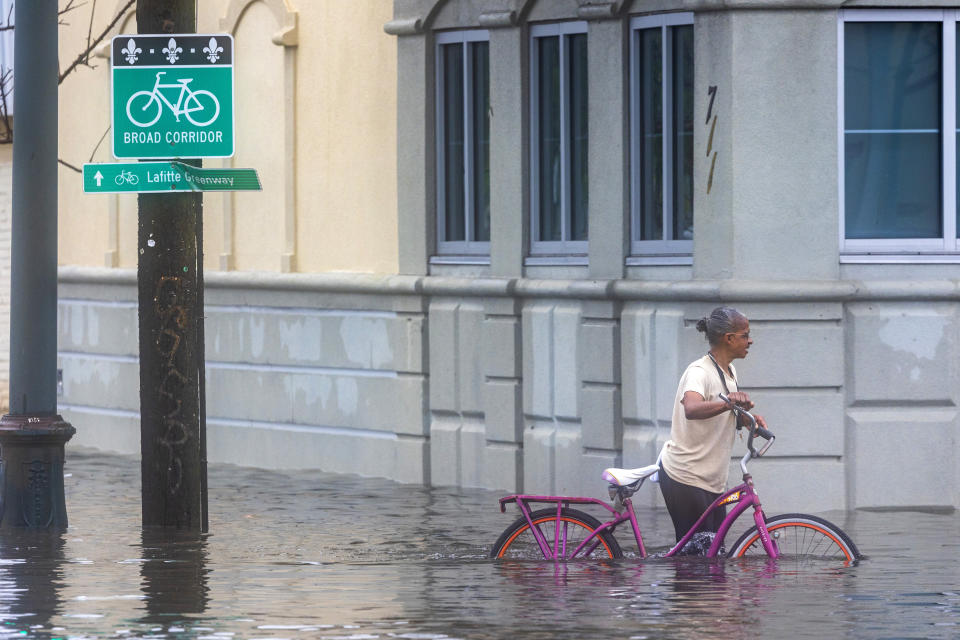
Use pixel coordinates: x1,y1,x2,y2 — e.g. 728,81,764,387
202,37,223,64
121,38,141,64
162,37,182,64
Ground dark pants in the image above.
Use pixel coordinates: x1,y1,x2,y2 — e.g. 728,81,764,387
659,464,726,543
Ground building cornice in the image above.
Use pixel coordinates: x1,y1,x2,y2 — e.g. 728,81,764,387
58,266,960,303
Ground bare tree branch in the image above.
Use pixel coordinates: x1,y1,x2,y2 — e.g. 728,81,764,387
58,0,135,84
88,126,111,161
0,68,12,144
58,158,82,174
0,3,14,31
58,0,89,22
85,0,98,66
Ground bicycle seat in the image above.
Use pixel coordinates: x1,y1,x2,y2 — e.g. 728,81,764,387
602,463,659,487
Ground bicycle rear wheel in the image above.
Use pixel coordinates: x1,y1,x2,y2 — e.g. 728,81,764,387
490,507,623,560
126,91,162,127
727,513,861,563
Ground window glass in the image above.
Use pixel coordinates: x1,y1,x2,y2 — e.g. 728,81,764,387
569,33,589,241
844,21,941,239
638,27,663,241
532,24,588,251
537,35,562,242
437,34,490,253
672,24,694,241
471,41,490,242
441,42,465,242
632,15,694,253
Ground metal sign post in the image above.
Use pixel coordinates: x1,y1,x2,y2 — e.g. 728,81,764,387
0,0,75,530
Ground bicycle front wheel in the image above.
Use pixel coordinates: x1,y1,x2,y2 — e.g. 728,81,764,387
184,90,220,127
727,513,861,563
126,91,162,127
490,507,622,560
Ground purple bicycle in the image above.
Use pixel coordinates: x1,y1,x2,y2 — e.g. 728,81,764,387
491,396,861,563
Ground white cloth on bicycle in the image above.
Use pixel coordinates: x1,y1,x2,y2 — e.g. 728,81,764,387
660,354,738,494
602,443,666,486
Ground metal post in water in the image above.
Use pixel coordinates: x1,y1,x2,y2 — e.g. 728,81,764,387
0,0,76,530
137,0,208,532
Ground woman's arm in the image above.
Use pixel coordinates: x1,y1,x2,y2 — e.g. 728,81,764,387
681,391,731,420
681,390,768,428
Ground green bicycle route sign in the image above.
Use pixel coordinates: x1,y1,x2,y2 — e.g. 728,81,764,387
112,34,234,159
83,162,261,193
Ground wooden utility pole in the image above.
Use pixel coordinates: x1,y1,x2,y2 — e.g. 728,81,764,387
136,0,208,532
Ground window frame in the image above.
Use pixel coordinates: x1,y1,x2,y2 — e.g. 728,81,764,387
529,21,589,257
839,9,960,261
629,12,695,261
435,29,491,257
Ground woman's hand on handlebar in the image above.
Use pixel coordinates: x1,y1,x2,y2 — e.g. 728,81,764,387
720,392,769,431
723,391,755,411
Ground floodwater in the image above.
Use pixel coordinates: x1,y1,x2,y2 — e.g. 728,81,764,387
0,450,957,640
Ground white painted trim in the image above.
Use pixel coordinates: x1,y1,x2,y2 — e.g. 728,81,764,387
435,30,488,45
205,361,399,378
943,18,957,250
207,417,400,440
58,265,960,302
429,255,492,265
59,298,137,309
204,305,397,319
837,12,845,251
632,12,694,29
219,0,299,272
58,351,400,378
59,352,138,364
625,254,693,266
840,253,960,264
524,254,589,266
663,24,675,243
839,8,946,22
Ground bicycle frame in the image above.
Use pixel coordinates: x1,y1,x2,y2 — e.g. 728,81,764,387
498,475,775,560
497,400,780,560
148,72,202,119
497,494,642,560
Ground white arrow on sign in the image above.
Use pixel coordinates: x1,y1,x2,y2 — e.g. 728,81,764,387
94,171,104,187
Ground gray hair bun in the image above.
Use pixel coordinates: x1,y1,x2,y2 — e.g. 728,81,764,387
699,307,746,346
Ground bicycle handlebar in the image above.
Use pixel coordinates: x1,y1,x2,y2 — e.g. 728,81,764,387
718,393,775,458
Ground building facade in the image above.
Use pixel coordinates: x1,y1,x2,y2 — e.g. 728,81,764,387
54,0,960,513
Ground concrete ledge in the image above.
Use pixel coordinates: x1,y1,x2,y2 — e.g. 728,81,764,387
59,266,960,302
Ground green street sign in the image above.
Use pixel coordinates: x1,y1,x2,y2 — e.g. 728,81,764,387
112,34,234,159
83,162,261,193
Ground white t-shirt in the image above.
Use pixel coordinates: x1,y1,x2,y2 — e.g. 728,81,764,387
660,354,739,494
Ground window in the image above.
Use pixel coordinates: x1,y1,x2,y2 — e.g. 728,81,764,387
531,22,588,256
436,30,490,256
840,10,960,258
630,13,694,260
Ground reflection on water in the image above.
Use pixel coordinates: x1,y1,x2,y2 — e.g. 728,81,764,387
0,450,955,638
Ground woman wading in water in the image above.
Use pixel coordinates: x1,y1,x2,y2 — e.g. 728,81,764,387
658,306,768,550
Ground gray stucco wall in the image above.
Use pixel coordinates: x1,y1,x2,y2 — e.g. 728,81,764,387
59,268,960,513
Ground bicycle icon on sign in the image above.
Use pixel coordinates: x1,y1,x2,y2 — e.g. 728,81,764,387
115,169,139,185
126,71,220,128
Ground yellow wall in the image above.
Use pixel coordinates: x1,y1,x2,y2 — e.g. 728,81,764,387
57,0,398,275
